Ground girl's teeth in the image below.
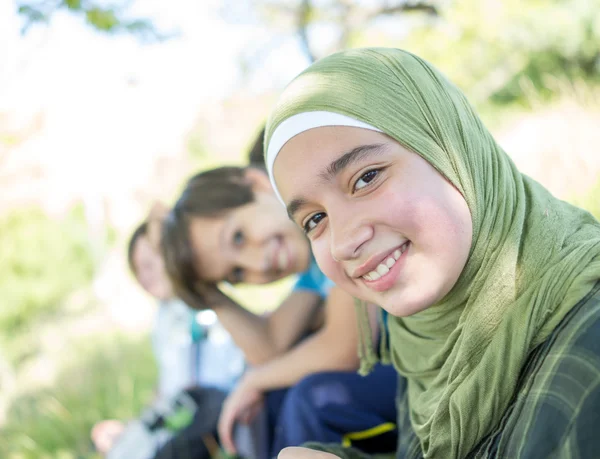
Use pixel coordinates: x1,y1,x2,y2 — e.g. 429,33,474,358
369,271,381,281
363,244,410,282
377,264,389,276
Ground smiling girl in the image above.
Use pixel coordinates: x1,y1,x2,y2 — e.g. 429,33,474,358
266,48,600,459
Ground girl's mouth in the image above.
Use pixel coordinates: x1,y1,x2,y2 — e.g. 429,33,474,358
361,241,410,292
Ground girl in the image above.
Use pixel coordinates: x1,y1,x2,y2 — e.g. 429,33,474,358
159,166,398,458
265,48,600,459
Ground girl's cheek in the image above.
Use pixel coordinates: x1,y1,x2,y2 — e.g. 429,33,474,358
312,241,340,282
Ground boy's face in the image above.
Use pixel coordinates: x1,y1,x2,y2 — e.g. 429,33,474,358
133,236,173,300
187,184,311,285
273,126,473,317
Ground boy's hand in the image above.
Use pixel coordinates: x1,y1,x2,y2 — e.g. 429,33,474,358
198,283,235,309
218,375,264,454
91,420,125,454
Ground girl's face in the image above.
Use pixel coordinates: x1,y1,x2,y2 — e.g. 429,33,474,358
188,171,311,285
273,126,473,317
133,235,173,301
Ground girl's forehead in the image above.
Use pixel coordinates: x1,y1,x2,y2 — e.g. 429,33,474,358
275,126,389,172
267,112,384,199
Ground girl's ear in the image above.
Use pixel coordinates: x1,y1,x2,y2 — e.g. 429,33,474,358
244,166,273,193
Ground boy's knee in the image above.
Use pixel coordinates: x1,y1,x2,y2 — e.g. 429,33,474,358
286,373,352,412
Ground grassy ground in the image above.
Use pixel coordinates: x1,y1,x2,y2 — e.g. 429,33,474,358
0,333,157,459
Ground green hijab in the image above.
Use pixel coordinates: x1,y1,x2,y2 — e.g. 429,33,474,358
265,48,600,458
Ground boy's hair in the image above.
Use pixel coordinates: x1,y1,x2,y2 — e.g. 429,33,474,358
247,125,266,170
161,166,255,309
127,221,148,275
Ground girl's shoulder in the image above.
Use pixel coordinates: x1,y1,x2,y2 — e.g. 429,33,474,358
471,281,600,458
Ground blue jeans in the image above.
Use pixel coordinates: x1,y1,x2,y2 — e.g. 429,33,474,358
265,363,398,457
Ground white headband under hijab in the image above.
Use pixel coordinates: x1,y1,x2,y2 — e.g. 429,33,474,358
266,111,381,204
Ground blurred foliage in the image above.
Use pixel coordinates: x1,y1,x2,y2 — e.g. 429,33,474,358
221,0,438,71
396,0,600,106
574,179,600,221
0,333,157,458
0,206,96,339
187,131,209,162
224,0,599,108
17,0,172,42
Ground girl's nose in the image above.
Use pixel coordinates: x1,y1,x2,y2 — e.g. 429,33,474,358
330,217,373,262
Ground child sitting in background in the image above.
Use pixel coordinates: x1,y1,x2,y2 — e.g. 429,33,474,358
91,222,244,459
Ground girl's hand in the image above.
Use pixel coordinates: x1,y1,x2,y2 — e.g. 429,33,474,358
279,447,342,459
217,375,264,454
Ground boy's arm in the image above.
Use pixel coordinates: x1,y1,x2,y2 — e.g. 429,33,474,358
240,286,363,390
212,288,323,366
218,286,372,454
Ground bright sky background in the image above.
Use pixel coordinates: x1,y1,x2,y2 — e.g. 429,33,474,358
0,0,310,114
0,0,311,220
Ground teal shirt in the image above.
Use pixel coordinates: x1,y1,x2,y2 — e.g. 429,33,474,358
292,256,334,298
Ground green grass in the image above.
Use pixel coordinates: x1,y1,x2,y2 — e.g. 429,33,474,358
0,206,96,353
0,333,157,459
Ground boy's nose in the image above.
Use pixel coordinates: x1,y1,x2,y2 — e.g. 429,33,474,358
238,245,270,273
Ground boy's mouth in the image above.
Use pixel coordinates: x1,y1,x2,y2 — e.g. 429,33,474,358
272,236,292,273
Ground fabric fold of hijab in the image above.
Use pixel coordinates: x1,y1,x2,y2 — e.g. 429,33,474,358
264,48,600,458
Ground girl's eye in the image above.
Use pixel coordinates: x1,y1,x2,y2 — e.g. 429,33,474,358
230,266,244,284
303,212,326,234
232,230,244,246
354,169,379,192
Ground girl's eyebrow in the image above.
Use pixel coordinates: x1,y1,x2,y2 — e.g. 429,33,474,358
287,143,387,221
287,197,308,221
320,143,387,181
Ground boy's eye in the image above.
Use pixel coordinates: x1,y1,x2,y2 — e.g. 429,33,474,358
230,266,244,283
303,212,326,234
232,230,244,246
354,169,379,192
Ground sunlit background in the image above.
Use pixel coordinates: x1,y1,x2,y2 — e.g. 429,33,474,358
1,0,599,456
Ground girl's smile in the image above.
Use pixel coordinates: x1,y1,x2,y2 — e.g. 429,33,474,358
355,241,409,292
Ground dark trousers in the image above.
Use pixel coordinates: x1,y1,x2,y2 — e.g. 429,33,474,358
153,387,227,459
266,363,398,458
